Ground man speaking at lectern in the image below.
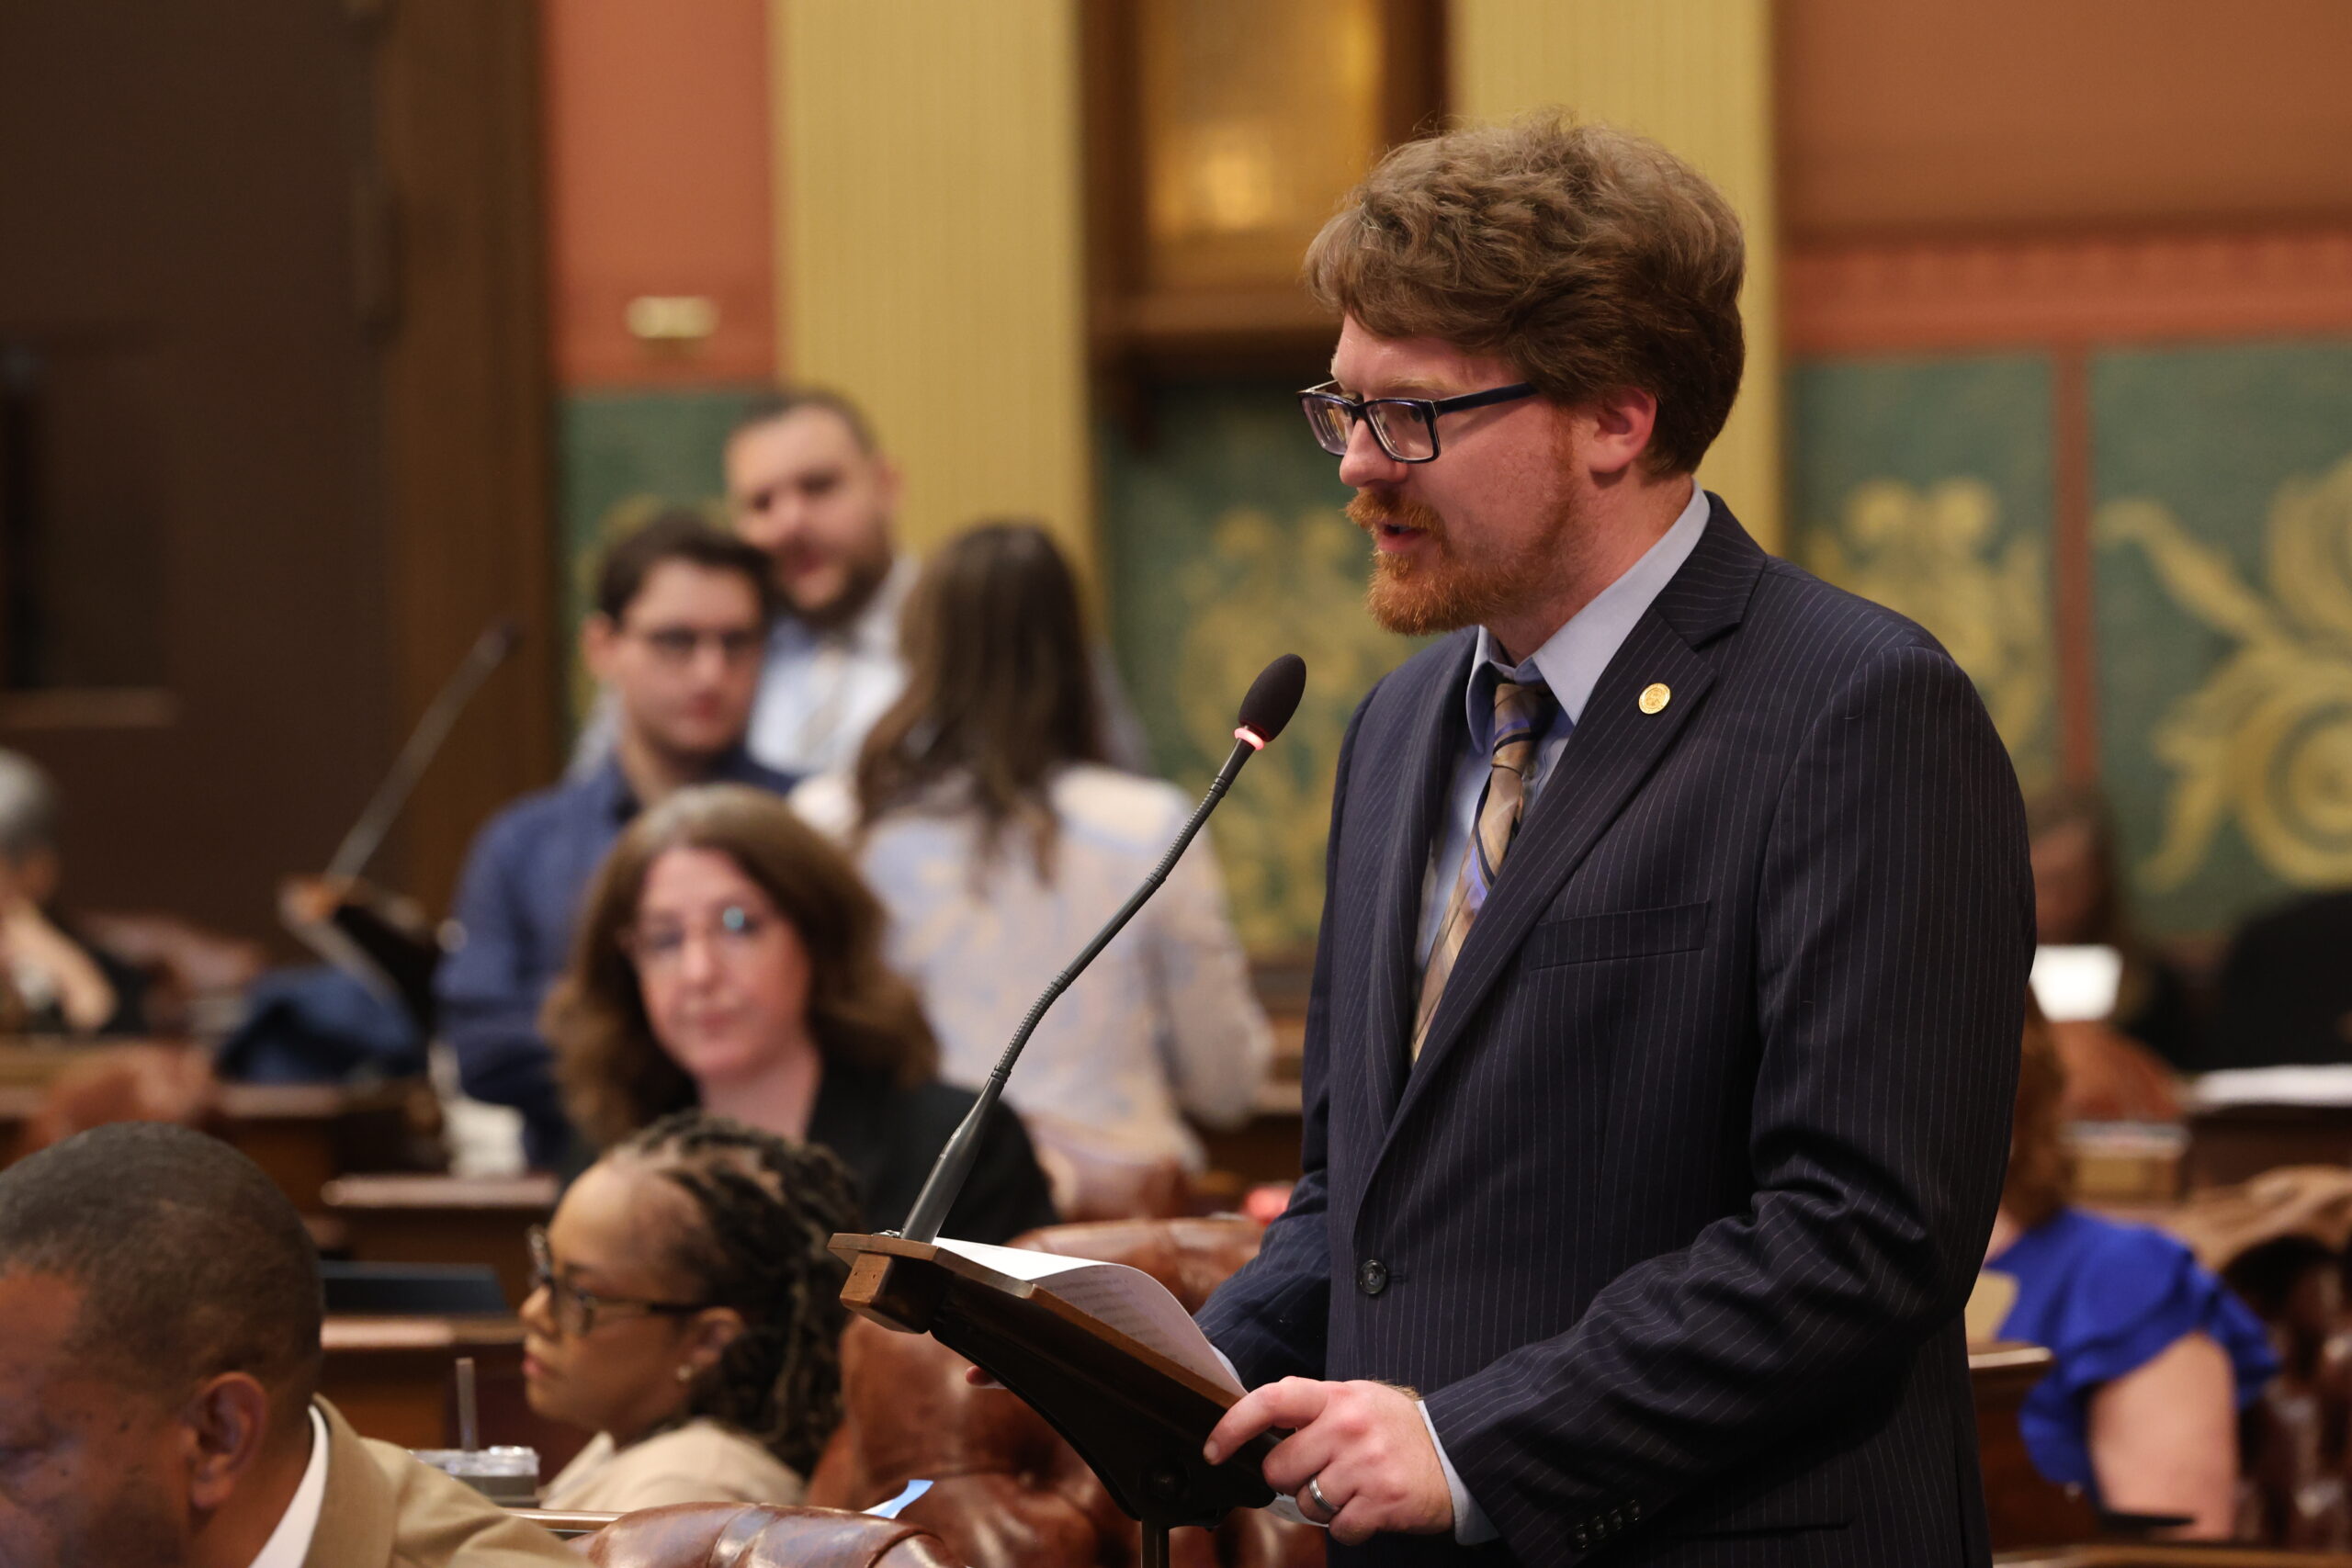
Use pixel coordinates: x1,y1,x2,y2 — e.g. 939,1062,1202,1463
1196,116,2033,1565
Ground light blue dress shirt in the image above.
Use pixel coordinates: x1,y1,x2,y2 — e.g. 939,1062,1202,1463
1416,481,1713,965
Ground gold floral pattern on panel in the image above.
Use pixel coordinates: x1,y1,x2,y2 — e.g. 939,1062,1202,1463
1177,506,1418,953
1806,478,2052,783
2099,453,2352,889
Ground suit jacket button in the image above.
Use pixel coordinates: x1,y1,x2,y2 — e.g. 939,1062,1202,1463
1356,1258,1388,1295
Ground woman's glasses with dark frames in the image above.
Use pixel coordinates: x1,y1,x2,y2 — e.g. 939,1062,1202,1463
1298,380,1537,463
526,1225,709,1337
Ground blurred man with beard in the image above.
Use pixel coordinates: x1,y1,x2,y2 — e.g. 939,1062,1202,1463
1194,116,2032,1565
440,513,794,1169
721,389,916,777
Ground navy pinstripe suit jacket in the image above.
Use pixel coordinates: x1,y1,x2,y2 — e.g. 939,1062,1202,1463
1196,501,2033,1566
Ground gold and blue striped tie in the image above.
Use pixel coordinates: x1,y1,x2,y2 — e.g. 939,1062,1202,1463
1411,678,1555,1061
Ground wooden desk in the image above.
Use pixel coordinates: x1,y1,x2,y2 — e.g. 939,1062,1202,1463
2186,1104,2352,1191
1974,1342,2100,1551
322,1172,557,1309
320,1314,586,1474
0,1047,433,1211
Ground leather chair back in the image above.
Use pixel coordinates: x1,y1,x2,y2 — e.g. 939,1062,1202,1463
807,1218,1322,1568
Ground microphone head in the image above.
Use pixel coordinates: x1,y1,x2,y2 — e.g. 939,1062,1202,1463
1236,654,1307,745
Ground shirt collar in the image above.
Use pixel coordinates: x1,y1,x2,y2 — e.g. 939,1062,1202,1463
246,1404,329,1568
586,745,777,824
1464,479,1712,734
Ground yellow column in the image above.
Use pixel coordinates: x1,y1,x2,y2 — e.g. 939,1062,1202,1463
1452,0,1782,549
772,1,1093,573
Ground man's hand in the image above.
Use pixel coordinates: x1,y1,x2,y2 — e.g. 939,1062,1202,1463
1203,1378,1453,1544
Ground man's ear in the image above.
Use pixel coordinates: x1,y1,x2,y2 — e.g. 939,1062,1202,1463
181,1373,278,1514
1577,386,1661,481
867,454,904,527
582,613,620,683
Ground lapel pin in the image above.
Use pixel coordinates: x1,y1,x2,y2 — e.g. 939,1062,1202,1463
1638,682,1671,715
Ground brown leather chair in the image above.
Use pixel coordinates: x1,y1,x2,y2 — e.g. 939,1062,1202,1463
806,1217,1322,1568
545,1504,961,1567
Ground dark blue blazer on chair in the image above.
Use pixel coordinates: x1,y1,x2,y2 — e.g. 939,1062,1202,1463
1196,500,2034,1566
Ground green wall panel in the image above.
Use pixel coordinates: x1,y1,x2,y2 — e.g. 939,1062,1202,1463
1790,355,2060,794
1100,384,1420,956
556,388,757,723
2092,342,2352,934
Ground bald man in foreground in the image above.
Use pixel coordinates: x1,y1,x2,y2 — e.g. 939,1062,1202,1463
0,1122,578,1567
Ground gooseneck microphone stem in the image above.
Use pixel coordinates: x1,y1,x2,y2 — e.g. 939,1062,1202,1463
896,734,1262,1246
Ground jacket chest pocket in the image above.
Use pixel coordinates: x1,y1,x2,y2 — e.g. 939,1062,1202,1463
1523,899,1710,968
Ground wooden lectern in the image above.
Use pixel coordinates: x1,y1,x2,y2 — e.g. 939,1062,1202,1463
831,1232,1284,1568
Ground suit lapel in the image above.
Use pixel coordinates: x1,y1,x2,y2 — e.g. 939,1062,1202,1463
1377,502,1766,1143
1356,635,1475,1132
304,1399,394,1568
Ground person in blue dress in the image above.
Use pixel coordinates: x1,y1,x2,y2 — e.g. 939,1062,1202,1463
1981,1006,2278,1538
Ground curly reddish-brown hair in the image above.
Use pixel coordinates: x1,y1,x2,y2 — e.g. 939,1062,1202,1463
1306,112,1746,477
545,784,937,1149
2004,998,2075,1229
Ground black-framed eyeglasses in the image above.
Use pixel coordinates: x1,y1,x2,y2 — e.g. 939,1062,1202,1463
526,1226,709,1338
1298,380,1537,463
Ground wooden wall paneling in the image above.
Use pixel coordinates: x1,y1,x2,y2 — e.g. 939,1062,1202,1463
370,0,559,919
776,0,1094,571
1453,0,1783,549
541,0,776,388
1779,0,2352,243
0,3,396,941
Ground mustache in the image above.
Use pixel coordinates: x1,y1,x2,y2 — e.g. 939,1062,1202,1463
1346,491,1446,538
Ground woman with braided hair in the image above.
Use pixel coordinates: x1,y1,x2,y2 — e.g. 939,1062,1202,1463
525,1111,860,1510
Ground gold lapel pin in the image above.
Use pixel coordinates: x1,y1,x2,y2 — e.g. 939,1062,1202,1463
1638,682,1671,715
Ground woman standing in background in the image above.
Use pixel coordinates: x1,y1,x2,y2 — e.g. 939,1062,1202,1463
794,522,1272,1172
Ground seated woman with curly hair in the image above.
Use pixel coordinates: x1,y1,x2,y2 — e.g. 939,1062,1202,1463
546,783,1056,1244
526,1111,858,1509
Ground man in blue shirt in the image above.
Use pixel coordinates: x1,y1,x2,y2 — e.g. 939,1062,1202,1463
438,513,797,1168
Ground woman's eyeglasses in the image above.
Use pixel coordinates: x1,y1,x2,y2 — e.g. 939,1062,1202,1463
618,903,772,973
526,1226,708,1338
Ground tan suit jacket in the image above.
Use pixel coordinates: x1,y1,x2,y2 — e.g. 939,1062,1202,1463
301,1399,579,1568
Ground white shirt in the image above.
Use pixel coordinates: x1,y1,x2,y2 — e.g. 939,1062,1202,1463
793,764,1273,1168
247,1405,330,1568
1416,480,1713,964
746,555,919,777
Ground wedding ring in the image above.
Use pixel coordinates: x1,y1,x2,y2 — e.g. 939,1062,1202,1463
1306,1474,1338,1521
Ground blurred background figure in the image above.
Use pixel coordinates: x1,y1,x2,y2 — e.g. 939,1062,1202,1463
724,389,917,777
2026,784,2194,1118
548,784,1056,1243
524,1111,858,1512
440,514,792,1170
1979,1005,2276,1537
573,389,1148,782
0,750,143,1037
796,522,1272,1176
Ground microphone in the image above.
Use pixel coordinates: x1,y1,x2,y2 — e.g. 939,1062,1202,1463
896,653,1307,1244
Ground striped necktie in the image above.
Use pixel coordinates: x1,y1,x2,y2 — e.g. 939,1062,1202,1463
1411,677,1555,1061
